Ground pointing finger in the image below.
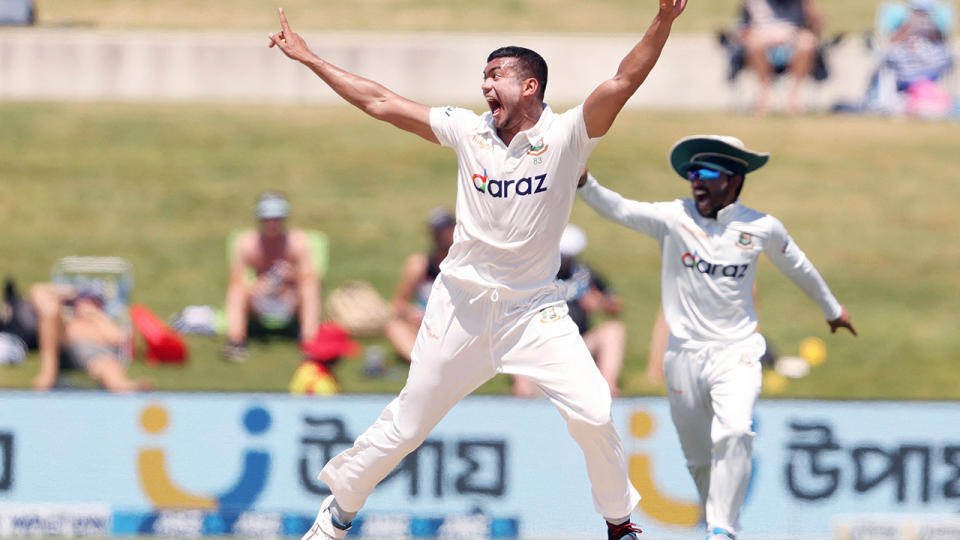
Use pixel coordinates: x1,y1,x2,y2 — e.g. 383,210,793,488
279,7,291,34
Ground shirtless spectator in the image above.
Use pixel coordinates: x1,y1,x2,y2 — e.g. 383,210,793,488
30,282,151,393
223,191,321,362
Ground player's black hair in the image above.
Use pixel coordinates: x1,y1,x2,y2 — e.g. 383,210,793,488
733,175,745,199
487,46,548,101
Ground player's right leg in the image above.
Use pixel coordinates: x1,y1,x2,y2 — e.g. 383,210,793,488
315,276,497,516
662,342,713,516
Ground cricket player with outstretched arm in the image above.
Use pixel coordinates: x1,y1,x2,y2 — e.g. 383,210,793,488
268,1,687,539
577,135,856,540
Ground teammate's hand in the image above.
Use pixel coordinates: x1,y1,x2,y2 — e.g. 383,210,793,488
658,0,688,20
268,8,313,64
827,305,857,336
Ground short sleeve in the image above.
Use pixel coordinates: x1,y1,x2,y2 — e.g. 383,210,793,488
430,106,478,149
565,104,602,162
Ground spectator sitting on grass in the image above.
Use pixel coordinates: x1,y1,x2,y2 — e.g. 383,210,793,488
383,207,455,363
30,282,152,393
223,191,321,362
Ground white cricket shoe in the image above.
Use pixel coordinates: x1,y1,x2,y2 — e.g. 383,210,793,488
301,495,351,540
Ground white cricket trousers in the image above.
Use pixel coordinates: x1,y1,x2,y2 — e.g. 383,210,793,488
320,274,640,519
662,332,765,536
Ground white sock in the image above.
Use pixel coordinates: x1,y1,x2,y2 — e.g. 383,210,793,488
329,499,356,528
605,516,631,525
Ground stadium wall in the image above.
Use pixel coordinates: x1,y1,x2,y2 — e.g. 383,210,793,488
0,28,898,110
1,392,959,539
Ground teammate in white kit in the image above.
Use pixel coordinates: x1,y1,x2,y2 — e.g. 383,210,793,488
577,135,857,540
268,2,687,539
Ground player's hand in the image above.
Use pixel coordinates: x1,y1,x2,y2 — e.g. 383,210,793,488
658,0,688,20
827,305,857,336
268,8,313,63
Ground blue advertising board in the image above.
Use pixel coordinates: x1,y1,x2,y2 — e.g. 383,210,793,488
1,392,959,539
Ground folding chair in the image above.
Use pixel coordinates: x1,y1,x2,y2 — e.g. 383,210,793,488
716,3,843,111
51,256,135,362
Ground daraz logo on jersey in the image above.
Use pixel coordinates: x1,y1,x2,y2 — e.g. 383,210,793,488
472,169,548,198
680,251,749,279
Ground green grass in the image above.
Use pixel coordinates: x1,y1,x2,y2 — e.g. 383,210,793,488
1,102,958,399
36,0,880,35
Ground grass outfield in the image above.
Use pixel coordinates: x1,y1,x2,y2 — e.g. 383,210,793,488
37,0,878,35
1,102,957,399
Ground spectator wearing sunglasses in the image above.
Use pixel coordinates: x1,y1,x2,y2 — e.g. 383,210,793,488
576,134,856,540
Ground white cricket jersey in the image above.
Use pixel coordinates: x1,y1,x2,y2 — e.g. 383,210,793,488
579,175,843,343
430,104,600,290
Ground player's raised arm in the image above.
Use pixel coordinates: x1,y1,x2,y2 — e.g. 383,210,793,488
582,0,687,138
268,8,438,143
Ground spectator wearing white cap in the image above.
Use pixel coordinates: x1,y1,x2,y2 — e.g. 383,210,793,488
383,207,456,363
513,224,628,397
223,191,321,362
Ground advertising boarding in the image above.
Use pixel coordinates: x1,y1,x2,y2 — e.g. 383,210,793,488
1,392,959,539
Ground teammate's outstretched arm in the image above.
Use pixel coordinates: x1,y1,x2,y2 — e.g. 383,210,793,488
268,8,437,143
583,0,687,138
764,222,857,338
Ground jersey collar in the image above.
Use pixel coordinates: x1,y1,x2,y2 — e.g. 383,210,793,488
478,103,554,146
717,200,742,224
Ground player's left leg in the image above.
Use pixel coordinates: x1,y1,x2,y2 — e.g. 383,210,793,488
499,301,640,526
703,333,766,537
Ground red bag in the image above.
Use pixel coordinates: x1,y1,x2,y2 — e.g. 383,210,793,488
130,304,187,364
300,322,359,364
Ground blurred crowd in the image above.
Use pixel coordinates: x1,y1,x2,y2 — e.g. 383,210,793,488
0,192,667,396
721,0,956,117
1,0,952,395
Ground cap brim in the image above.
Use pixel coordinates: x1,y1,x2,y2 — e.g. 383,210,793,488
669,135,770,180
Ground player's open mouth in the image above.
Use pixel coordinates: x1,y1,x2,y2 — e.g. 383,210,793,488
487,98,502,118
693,189,709,203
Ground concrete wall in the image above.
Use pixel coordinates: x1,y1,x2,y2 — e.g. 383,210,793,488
0,27,910,110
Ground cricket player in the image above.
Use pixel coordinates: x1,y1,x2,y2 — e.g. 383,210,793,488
269,2,687,539
577,135,856,539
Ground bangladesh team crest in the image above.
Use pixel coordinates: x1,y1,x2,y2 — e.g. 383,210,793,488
539,305,563,324
526,138,549,157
